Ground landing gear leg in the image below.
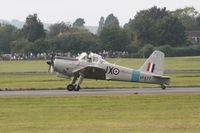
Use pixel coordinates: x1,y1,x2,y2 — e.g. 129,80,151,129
70,76,78,85
67,76,78,91
161,84,166,90
74,75,84,91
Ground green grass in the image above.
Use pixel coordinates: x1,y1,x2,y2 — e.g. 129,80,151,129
0,56,200,73
170,74,200,87
0,60,47,72
0,74,200,90
0,94,200,133
0,75,66,89
165,56,200,71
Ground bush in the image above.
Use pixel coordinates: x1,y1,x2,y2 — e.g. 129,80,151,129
173,45,200,56
137,44,154,58
156,45,173,56
134,44,200,57
157,45,200,57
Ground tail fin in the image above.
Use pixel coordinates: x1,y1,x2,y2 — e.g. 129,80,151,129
140,50,164,75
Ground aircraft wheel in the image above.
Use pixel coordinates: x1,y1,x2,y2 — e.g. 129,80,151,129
67,84,74,91
74,85,80,91
161,85,166,90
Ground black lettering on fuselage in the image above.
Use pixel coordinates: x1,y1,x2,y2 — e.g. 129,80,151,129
140,76,151,81
108,66,114,74
105,66,120,75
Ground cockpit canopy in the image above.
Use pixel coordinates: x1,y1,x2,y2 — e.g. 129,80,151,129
76,52,107,64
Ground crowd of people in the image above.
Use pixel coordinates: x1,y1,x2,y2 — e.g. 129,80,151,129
0,51,129,60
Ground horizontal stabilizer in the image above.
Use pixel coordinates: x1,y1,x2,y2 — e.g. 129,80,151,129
153,75,171,85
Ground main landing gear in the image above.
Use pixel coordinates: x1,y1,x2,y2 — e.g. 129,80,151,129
67,84,80,91
67,75,83,91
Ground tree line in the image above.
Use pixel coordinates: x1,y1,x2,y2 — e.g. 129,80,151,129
0,6,200,58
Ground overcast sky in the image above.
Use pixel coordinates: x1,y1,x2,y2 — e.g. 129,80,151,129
0,0,199,26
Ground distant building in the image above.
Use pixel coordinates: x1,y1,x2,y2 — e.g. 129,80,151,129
186,30,200,44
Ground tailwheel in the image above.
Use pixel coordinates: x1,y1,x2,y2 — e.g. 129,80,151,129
74,85,80,91
67,84,74,91
161,85,166,90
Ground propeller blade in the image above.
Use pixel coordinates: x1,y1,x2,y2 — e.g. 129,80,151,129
47,52,55,72
48,65,51,72
50,66,53,72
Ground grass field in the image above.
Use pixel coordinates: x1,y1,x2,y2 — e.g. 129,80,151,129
0,60,47,72
0,56,200,73
0,94,200,133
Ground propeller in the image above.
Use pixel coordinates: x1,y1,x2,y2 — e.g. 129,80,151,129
47,52,55,72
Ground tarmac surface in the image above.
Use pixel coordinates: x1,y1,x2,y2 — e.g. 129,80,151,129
0,87,200,97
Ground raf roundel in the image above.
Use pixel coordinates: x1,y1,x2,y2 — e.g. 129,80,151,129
113,68,120,75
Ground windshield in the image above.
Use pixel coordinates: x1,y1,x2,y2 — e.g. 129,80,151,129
77,52,107,64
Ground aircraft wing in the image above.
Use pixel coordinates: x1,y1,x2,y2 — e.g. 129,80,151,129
72,65,106,80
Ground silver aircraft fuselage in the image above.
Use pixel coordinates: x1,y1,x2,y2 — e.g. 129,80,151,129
47,51,170,91
53,57,170,86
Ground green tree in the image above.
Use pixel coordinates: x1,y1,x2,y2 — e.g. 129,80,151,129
104,14,119,28
48,22,70,37
97,16,104,35
29,38,50,54
135,6,169,20
197,15,200,26
125,6,187,47
157,16,186,46
157,45,173,56
10,39,33,54
22,13,45,42
99,26,130,51
54,30,98,53
138,44,154,58
172,7,199,30
0,24,19,53
125,6,170,45
73,18,85,28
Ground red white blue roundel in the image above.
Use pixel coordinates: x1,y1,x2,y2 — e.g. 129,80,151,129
113,68,120,75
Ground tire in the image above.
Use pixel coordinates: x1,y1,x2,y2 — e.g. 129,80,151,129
67,84,74,91
74,85,80,91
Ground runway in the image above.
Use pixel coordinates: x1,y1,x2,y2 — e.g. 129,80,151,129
0,87,200,97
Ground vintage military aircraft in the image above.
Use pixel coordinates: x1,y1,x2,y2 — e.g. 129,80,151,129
47,50,170,91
